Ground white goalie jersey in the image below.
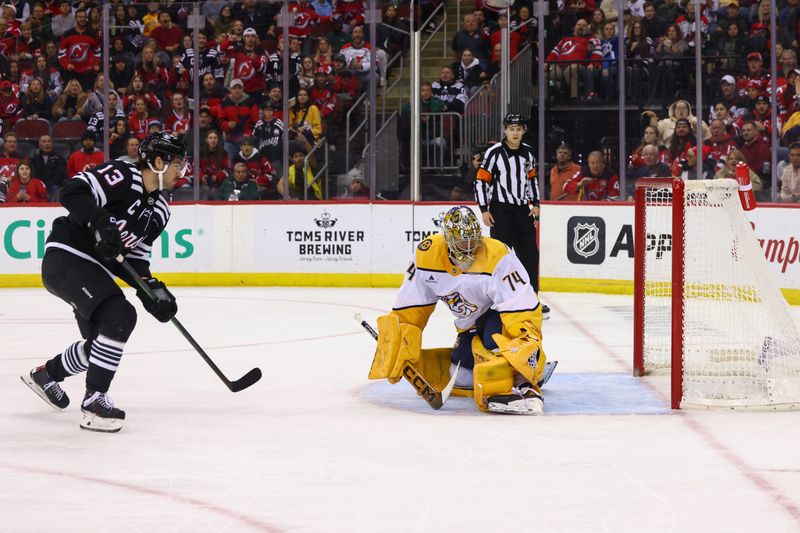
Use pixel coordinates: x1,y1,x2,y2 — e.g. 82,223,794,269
392,234,542,332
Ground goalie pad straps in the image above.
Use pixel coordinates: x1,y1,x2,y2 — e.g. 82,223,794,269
368,314,423,384
491,322,546,387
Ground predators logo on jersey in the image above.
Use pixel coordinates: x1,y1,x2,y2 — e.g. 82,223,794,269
440,291,478,317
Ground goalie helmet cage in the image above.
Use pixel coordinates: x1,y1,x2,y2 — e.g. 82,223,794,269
633,178,800,410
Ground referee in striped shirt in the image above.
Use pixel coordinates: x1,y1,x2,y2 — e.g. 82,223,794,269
475,113,549,317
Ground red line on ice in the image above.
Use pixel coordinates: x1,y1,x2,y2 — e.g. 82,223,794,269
0,462,284,532
546,298,800,525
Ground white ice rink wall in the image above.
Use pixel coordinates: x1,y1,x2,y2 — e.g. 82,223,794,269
1,202,799,302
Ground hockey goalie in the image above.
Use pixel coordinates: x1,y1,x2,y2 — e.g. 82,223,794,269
368,206,548,415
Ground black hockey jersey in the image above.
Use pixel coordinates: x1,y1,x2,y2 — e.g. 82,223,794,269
46,159,169,280
431,80,468,113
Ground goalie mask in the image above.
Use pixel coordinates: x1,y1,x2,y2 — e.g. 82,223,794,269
442,206,482,270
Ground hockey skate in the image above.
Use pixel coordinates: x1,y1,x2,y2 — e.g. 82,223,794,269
20,365,70,410
487,383,544,415
80,390,125,433
541,304,550,320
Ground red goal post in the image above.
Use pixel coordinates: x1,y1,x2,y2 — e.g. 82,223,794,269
633,178,800,410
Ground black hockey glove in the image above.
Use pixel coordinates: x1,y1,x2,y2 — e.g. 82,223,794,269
88,209,123,261
137,278,177,323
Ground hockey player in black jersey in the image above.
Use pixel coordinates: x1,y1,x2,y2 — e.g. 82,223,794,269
21,131,188,433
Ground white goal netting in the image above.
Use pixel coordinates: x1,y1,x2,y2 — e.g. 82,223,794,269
640,179,800,408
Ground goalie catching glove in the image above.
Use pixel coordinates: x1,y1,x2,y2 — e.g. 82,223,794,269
137,278,177,322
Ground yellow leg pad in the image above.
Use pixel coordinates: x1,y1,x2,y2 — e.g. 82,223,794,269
368,314,422,383
473,357,515,412
491,331,547,388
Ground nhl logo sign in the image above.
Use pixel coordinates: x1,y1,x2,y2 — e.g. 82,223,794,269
573,223,599,258
567,216,605,265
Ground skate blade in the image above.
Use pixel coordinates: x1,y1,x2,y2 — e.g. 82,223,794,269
20,374,68,411
487,398,544,415
80,411,123,433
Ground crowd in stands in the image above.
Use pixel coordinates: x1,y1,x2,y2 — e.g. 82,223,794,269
543,0,800,203
0,0,423,203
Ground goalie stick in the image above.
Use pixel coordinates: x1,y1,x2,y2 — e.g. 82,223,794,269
117,256,262,393
355,314,459,410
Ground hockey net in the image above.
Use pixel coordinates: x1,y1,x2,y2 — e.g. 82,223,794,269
634,178,800,409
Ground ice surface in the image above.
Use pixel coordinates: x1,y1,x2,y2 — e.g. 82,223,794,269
2,287,800,532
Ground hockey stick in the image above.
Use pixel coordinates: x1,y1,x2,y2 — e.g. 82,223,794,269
116,256,262,393
355,314,459,410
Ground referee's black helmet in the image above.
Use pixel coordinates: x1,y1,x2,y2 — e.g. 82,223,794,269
503,113,527,130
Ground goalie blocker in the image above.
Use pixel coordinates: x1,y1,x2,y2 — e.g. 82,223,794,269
368,206,549,415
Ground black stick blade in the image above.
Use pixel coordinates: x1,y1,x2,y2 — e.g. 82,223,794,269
229,367,262,392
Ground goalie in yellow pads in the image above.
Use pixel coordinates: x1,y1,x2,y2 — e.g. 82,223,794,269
369,206,547,415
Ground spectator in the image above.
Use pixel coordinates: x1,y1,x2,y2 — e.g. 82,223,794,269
220,78,259,159
107,117,131,159
67,130,103,177
20,77,52,121
58,8,100,91
122,74,162,114
310,66,341,124
227,27,268,102
671,146,713,180
666,118,697,162
489,12,520,63
218,161,260,201
598,22,619,99
164,92,193,138
658,99,709,146
199,72,226,118
128,95,160,140
311,0,334,22
288,87,323,144
0,79,21,133
50,0,74,38
779,142,800,202
80,73,107,118
232,135,278,199
704,118,738,173
200,129,229,191
777,69,800,126
379,3,410,58
631,125,670,167
751,94,775,143
624,21,655,97
630,144,671,180
298,55,317,90
136,40,169,98
656,0,681,21
342,168,369,199
589,8,607,39
286,0,319,56
148,10,184,55
212,4,234,39
314,36,334,67
431,65,468,113
326,16,350,53
277,148,322,200
547,19,602,100
0,132,22,180
452,48,487,95
549,142,582,201
21,55,63,102
714,18,747,73
641,1,667,40
333,0,366,28
50,78,88,122
266,34,302,92
711,100,743,137
340,24,373,87
6,161,47,203
330,53,360,109
398,82,447,168
451,14,489,63
565,150,620,201
779,49,798,82
718,1,748,37
714,148,763,195
717,75,749,120
675,2,708,50
737,52,770,95
252,102,284,166
29,2,54,44
31,134,66,201
231,0,274,38
655,24,689,91
739,120,772,190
